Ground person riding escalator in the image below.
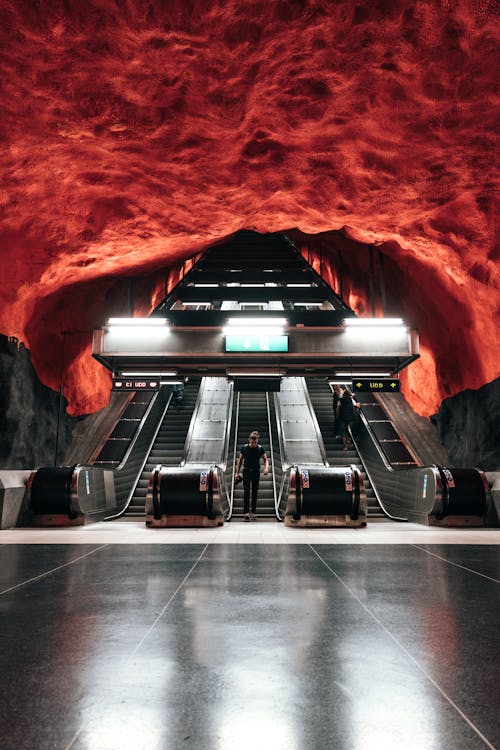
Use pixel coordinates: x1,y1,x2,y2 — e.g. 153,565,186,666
235,431,269,520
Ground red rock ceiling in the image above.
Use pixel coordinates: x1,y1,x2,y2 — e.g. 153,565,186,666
0,0,498,417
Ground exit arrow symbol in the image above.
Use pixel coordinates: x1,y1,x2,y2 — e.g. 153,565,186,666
356,382,362,389
390,382,397,388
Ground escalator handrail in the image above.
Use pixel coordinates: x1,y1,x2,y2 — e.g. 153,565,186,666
265,392,280,520
219,382,235,473
276,468,290,520
152,464,162,521
350,464,361,521
272,391,289,518
207,466,215,520
273,389,288,469
227,391,240,520
115,389,164,472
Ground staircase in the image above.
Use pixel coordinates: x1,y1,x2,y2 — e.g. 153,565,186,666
230,392,276,520
123,379,200,519
305,378,384,518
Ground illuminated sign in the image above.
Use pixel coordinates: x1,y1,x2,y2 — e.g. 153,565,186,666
352,379,400,392
112,378,160,391
225,335,288,352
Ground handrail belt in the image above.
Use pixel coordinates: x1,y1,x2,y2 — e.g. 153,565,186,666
152,467,161,520
207,467,215,520
351,467,360,521
293,467,301,521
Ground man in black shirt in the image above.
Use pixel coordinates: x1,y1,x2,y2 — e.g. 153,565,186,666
235,431,269,521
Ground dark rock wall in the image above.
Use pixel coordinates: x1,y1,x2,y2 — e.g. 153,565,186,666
434,378,500,471
0,335,80,469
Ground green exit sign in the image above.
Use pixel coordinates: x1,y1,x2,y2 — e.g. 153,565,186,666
353,379,400,392
225,335,289,352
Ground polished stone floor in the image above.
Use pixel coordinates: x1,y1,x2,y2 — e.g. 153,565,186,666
0,536,498,750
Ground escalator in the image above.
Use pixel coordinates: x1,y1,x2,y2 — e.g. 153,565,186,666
23,223,493,529
92,391,156,470
145,377,232,527
275,377,366,526
227,391,278,520
305,378,383,518
306,379,492,526
354,391,419,470
123,378,200,519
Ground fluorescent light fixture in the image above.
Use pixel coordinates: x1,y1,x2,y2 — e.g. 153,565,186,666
225,317,287,327
121,371,177,377
193,284,218,287
288,284,311,287
161,380,183,385
343,318,404,326
107,317,167,326
335,371,394,377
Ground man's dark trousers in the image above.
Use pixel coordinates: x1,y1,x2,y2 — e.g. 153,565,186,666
243,468,260,514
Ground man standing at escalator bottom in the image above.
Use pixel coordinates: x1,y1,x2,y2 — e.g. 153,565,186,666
235,431,269,521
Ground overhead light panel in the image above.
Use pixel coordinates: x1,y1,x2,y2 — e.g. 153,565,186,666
343,318,404,326
106,317,170,341
343,317,406,340
107,317,168,326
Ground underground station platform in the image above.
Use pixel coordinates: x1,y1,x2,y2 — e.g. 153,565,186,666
1,523,499,750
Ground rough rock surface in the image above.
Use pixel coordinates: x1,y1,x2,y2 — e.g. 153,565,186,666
435,378,500,471
0,0,498,419
0,335,78,468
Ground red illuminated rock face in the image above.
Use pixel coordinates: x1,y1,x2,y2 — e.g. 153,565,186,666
0,0,498,417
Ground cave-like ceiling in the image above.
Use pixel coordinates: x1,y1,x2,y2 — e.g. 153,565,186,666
0,0,498,416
